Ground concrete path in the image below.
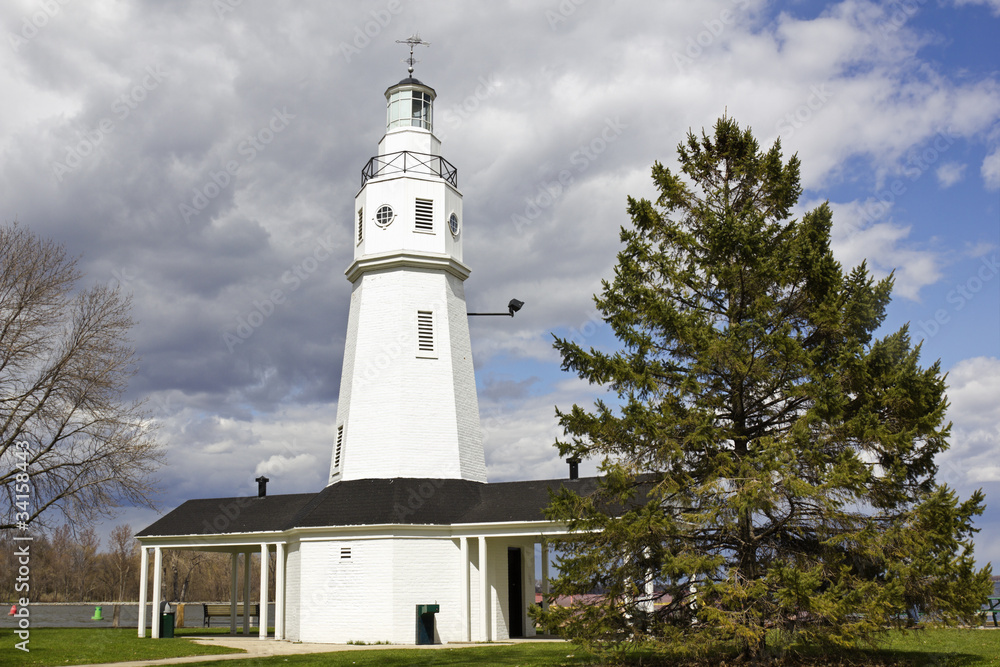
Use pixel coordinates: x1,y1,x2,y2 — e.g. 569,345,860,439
69,635,567,667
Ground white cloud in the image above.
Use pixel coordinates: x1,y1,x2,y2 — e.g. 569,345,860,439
935,162,966,188
823,199,943,300
937,357,1000,485
0,1,997,571
952,0,1000,16
481,376,605,482
152,403,335,498
982,146,1000,190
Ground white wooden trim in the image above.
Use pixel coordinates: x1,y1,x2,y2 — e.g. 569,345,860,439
541,539,550,612
478,536,488,641
229,552,238,634
259,544,268,640
151,547,162,639
242,551,251,634
137,547,149,638
275,542,286,640
460,537,470,641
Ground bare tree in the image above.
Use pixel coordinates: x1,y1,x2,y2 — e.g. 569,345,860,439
0,222,163,529
103,523,139,627
163,549,204,603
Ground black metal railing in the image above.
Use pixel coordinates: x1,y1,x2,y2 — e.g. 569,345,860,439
361,151,458,187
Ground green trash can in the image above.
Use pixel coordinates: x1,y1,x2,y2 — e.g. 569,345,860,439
415,604,439,645
159,612,175,638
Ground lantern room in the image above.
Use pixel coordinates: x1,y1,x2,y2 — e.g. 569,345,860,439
386,78,435,132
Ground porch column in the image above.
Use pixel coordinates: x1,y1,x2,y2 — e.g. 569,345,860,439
151,547,162,639
460,537,470,641
137,547,149,638
541,539,550,613
259,543,269,640
229,551,238,634
275,542,285,640
478,536,489,642
242,550,251,634
642,546,654,614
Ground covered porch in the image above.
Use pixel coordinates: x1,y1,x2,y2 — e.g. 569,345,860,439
136,536,287,640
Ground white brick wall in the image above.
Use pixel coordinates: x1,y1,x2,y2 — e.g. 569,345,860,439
334,265,485,482
391,539,463,643
284,541,301,640
355,176,462,261
490,539,509,640
328,284,362,483
285,534,545,644
294,536,472,644
329,107,484,484
297,539,396,643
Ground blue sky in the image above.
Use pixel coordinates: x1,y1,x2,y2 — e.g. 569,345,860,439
0,0,997,568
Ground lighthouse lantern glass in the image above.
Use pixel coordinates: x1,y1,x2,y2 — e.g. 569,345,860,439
387,89,432,131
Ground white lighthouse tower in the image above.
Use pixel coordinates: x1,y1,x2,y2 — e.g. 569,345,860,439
329,45,486,484
139,45,578,646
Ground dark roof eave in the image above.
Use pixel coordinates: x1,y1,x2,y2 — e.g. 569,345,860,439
137,476,606,538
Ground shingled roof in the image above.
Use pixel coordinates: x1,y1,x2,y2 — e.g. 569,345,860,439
137,476,602,538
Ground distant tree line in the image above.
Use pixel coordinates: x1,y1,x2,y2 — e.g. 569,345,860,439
0,524,275,605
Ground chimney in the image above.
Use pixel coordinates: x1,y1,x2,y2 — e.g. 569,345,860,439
255,475,269,497
567,457,581,480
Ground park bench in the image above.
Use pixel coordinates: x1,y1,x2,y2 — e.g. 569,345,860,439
986,597,1000,628
202,603,260,627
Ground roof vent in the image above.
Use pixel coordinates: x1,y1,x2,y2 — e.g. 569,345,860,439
567,457,581,480
255,475,269,498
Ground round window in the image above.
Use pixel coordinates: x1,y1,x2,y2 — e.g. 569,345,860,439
375,204,394,228
448,212,460,236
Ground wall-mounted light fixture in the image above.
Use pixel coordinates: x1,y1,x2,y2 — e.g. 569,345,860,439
468,298,524,318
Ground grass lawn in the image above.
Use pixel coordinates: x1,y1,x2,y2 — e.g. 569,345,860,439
1,627,996,667
880,629,1000,666
162,629,1000,667
0,627,243,666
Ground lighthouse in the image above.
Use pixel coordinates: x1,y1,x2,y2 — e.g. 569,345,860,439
328,50,486,484
138,45,591,646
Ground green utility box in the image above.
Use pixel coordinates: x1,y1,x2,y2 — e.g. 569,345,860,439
159,612,175,638
415,604,439,645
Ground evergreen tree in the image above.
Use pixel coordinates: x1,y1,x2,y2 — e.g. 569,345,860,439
536,117,991,660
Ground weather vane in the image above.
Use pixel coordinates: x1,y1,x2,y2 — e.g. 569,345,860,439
396,34,430,76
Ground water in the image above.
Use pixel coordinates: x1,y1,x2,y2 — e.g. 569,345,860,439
0,603,275,629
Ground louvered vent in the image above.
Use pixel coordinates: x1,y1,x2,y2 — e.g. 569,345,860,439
414,198,434,231
334,424,344,469
357,208,363,243
340,547,352,560
417,311,434,353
